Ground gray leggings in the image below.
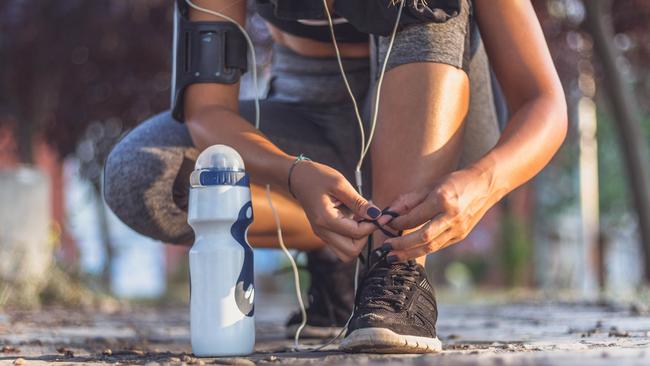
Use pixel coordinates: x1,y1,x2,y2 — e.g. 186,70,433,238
104,14,501,244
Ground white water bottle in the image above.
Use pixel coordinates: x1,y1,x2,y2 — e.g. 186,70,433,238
187,145,255,357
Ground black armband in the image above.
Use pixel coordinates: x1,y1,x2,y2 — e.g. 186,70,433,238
171,0,248,122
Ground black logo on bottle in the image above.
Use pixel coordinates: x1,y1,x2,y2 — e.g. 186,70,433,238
230,201,254,316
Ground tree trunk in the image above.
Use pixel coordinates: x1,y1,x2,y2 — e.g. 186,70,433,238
584,0,650,283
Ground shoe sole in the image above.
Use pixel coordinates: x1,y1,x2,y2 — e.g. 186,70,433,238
285,324,344,339
340,327,442,354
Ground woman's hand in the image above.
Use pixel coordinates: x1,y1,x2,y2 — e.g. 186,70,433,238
290,160,381,262
382,167,498,261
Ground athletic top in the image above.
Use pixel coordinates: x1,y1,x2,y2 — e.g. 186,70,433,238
255,2,368,43
255,0,461,42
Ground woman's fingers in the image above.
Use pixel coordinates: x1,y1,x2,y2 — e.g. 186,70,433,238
383,214,452,252
322,211,378,239
385,190,429,217
326,243,353,263
388,229,458,261
313,194,377,239
316,228,366,262
388,191,444,231
331,178,382,221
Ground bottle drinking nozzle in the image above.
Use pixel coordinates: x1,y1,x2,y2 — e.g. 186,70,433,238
188,145,255,357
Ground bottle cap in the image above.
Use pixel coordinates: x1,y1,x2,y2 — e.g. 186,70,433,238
195,145,245,171
190,145,248,187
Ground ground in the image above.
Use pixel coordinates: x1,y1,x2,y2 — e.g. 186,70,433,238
1,295,650,365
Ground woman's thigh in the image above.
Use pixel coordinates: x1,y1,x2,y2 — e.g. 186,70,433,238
376,0,500,169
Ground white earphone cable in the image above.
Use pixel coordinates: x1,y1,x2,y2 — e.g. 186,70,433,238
264,184,307,349
322,0,405,195
321,1,366,193
361,1,405,169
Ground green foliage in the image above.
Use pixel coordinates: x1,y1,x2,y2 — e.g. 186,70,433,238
596,110,632,218
462,257,489,285
596,110,650,221
500,210,532,287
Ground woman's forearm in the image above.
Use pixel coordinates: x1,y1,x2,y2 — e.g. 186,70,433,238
471,93,568,206
187,105,294,188
472,0,568,205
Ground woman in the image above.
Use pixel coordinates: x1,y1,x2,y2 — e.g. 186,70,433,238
105,0,566,353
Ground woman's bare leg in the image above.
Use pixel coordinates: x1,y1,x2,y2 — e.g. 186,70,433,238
371,63,469,264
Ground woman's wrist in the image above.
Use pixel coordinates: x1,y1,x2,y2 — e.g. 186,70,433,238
468,152,508,206
259,153,295,188
287,154,312,198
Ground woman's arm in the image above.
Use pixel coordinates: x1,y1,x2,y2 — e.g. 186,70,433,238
383,0,568,260
182,0,380,260
184,0,294,188
470,0,568,200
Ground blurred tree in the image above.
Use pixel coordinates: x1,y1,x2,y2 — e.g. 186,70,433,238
2,0,173,160
0,0,173,286
584,0,650,283
536,0,650,284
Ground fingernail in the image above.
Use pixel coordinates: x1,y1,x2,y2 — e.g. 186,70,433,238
367,206,381,219
387,255,399,264
381,243,393,253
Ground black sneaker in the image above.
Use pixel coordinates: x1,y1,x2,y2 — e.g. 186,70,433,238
340,257,442,353
285,249,355,338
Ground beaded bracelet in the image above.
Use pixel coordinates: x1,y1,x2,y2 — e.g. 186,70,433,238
287,154,311,199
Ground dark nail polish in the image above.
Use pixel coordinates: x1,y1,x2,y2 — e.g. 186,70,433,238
387,255,399,264
367,206,381,219
381,243,393,252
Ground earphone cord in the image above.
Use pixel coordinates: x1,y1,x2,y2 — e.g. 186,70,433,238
322,0,405,195
185,0,405,352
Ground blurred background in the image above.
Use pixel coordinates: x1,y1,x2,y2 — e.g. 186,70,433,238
1,0,650,309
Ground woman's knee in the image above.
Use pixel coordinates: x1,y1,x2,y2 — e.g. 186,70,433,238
103,111,198,244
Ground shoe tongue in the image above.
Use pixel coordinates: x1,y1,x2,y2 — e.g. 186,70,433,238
371,257,421,278
382,258,418,270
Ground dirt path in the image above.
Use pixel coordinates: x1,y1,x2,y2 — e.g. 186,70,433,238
1,296,649,365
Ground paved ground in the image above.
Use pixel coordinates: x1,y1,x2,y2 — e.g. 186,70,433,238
1,295,650,365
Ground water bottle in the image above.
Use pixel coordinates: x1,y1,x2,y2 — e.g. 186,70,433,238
187,145,255,356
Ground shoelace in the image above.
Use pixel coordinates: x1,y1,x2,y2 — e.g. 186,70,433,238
356,255,420,312
354,208,418,311
358,208,402,239
356,207,401,267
